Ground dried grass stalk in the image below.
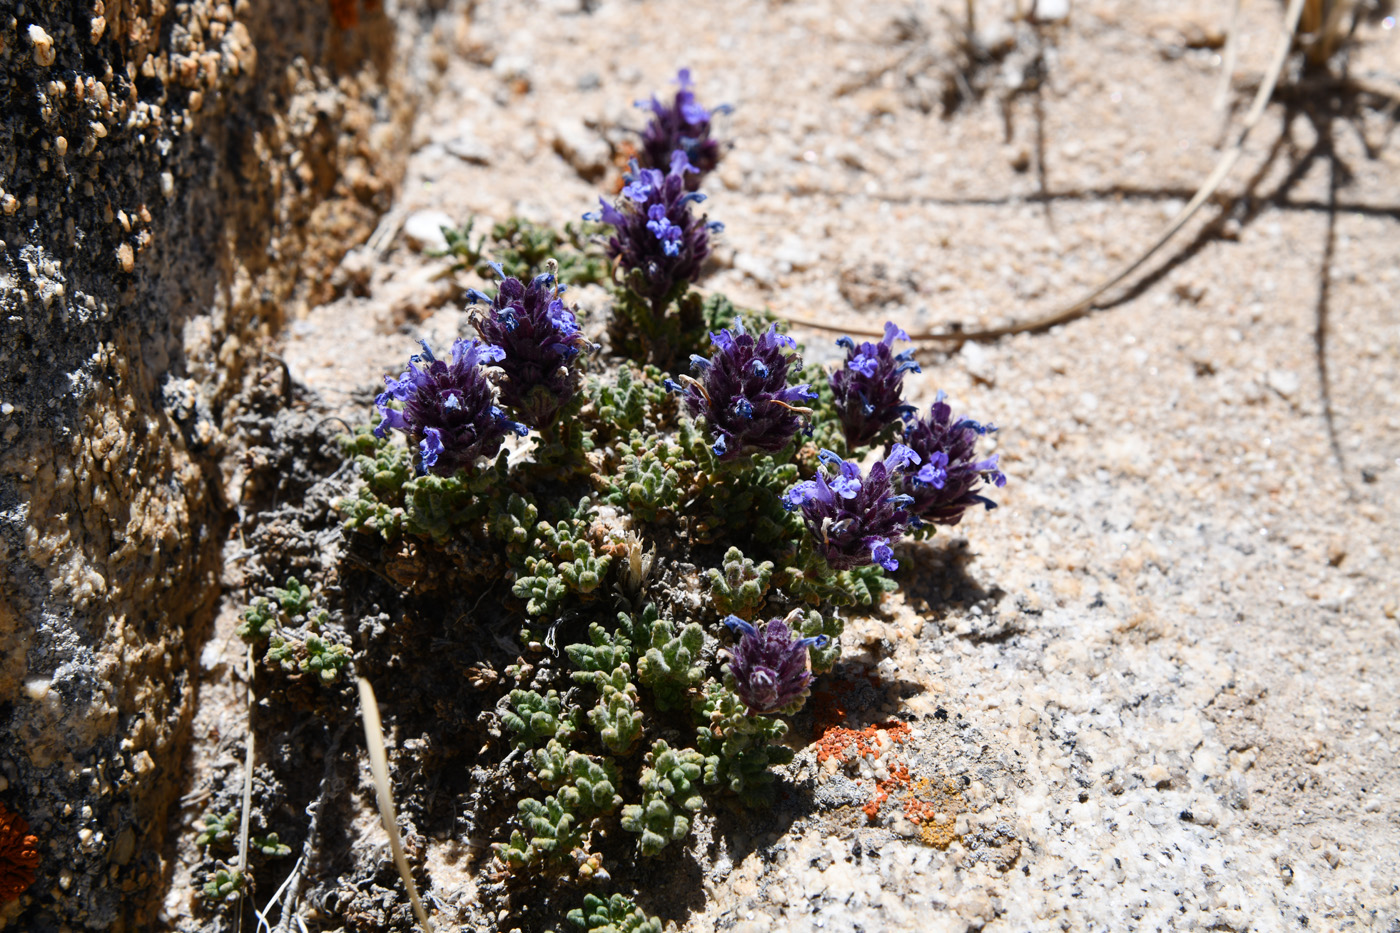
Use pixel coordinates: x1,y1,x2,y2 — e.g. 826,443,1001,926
358,677,435,933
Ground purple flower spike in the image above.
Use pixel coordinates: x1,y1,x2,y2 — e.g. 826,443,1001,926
469,268,592,428
723,614,829,714
783,446,922,571
829,321,921,449
374,338,527,475
897,391,1007,526
587,151,716,314
674,320,816,460
637,69,730,189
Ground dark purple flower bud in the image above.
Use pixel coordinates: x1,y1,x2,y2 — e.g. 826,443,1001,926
829,321,921,449
723,613,828,714
468,264,592,428
374,338,527,475
897,391,1007,526
585,150,718,315
671,320,817,460
783,446,922,571
637,69,730,190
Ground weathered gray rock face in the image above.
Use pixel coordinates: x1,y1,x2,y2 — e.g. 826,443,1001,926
0,1,456,927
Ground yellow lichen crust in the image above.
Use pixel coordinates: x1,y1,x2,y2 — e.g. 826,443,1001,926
908,777,965,849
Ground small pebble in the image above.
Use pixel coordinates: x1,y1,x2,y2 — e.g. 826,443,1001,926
403,210,456,253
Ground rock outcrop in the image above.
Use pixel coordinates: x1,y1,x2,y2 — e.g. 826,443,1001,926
0,1,461,926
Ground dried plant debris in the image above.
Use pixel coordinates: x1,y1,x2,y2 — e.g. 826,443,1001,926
838,5,1038,117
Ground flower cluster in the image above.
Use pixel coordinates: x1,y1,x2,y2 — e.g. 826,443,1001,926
829,322,921,449
723,614,828,714
374,338,527,475
897,392,1007,526
669,321,816,460
469,265,592,429
0,802,39,903
637,69,729,188
588,151,720,313
341,68,1011,921
784,446,922,571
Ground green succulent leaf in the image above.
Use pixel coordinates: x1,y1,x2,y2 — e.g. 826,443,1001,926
301,634,351,683
693,680,792,806
587,669,643,756
504,690,573,749
251,833,292,857
195,812,238,850
266,635,298,671
635,616,706,712
620,739,707,856
566,893,664,933
271,577,313,615
202,866,245,903
707,546,775,619
566,622,634,686
488,493,540,553
236,598,276,644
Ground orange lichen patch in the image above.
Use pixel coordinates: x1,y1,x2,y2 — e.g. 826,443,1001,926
814,720,912,765
863,783,890,821
864,761,913,823
0,802,40,903
855,761,965,849
904,795,938,824
901,774,941,823
814,721,966,848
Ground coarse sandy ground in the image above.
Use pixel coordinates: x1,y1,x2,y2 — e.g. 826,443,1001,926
168,1,1400,930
